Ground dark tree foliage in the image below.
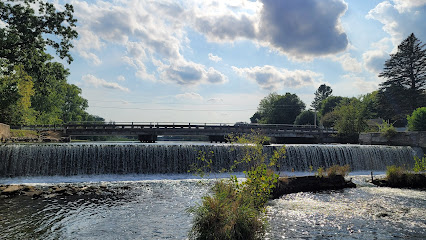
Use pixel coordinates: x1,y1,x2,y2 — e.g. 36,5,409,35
318,96,351,117
254,92,306,124
378,33,426,126
407,107,426,131
311,84,332,110
294,110,318,126
0,0,78,64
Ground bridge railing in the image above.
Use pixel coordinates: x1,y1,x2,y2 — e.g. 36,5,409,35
12,122,337,134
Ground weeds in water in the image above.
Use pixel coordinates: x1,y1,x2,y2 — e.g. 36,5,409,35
326,164,351,177
188,131,286,240
413,155,426,173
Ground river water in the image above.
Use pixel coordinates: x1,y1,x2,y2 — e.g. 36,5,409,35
1,174,425,239
0,142,425,239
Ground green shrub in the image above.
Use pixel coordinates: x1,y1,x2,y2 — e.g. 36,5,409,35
188,180,266,240
315,167,325,177
326,164,351,177
378,120,397,139
386,165,406,184
413,155,426,173
188,132,285,240
407,107,426,131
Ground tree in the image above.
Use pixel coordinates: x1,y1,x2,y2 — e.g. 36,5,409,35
0,65,37,125
318,96,351,117
0,0,78,65
294,110,318,125
254,92,306,124
311,84,332,110
407,107,426,131
333,99,369,138
378,33,426,125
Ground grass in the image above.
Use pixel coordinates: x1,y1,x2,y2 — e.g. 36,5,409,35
315,165,351,177
10,129,38,138
188,180,266,240
385,165,426,188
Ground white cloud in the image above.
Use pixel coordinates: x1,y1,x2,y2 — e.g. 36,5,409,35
331,53,362,72
207,98,224,103
208,53,222,62
232,65,322,91
366,1,426,49
157,59,228,86
342,74,378,93
393,0,426,13
175,92,204,100
361,38,392,74
82,74,130,92
191,0,349,60
117,75,126,81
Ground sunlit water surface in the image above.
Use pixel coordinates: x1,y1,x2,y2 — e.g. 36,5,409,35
1,174,425,239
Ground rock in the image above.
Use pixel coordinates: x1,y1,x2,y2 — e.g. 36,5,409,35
271,175,356,199
2,185,24,195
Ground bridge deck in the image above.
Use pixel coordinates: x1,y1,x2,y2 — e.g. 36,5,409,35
14,122,336,138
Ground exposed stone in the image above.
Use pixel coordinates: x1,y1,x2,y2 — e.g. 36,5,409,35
271,175,356,199
2,185,24,195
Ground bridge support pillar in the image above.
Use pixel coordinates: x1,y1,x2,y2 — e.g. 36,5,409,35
138,134,157,143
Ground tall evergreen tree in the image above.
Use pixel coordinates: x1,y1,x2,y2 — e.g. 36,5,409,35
311,84,333,110
378,33,426,125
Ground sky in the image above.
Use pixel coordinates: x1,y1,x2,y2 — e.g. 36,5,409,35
51,0,426,124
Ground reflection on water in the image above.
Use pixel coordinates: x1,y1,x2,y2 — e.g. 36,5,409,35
1,176,425,239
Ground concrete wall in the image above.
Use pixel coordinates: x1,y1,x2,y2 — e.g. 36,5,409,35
359,131,426,148
0,123,11,142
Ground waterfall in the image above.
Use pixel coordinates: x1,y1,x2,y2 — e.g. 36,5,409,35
0,143,419,177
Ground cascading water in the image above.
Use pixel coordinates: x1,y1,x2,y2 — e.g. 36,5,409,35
0,143,419,177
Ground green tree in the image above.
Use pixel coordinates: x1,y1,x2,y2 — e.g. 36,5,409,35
378,33,426,126
254,92,306,124
333,99,369,138
294,110,318,125
0,0,78,65
0,65,37,125
407,107,426,131
311,84,332,110
318,96,351,117
359,91,379,119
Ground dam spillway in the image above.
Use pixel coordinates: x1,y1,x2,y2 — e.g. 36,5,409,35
0,143,419,177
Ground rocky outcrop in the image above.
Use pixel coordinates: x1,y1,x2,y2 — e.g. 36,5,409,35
271,175,356,199
0,184,128,199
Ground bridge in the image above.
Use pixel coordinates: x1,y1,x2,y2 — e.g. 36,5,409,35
16,122,337,143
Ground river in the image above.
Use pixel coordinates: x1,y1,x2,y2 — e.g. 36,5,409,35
0,142,425,239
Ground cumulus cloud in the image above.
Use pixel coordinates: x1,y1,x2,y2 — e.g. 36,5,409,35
366,1,426,49
331,53,362,72
157,60,228,86
191,0,349,59
208,53,222,62
258,0,349,59
82,74,130,92
393,0,426,13
342,74,378,93
232,65,322,91
175,92,203,100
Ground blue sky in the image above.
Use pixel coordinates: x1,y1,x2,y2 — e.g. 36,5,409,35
54,0,426,123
